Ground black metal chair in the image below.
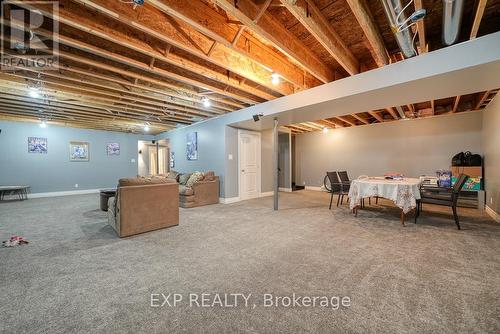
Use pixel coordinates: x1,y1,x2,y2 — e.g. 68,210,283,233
327,172,348,209
415,173,469,230
337,171,354,205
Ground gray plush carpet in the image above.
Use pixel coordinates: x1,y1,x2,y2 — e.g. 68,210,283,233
1,191,499,333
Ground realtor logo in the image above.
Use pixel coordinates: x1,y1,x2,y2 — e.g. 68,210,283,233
1,1,59,71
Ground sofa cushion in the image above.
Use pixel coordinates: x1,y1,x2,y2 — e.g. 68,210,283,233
119,177,174,187
186,171,204,187
178,173,192,185
179,185,194,196
203,171,216,181
167,170,179,180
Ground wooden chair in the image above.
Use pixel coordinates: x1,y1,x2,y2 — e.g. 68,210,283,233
415,173,469,230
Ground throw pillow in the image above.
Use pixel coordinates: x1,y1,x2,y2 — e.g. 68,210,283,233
167,170,179,180
186,171,204,187
203,171,215,181
178,173,192,185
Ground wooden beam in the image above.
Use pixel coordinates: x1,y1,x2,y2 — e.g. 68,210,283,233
280,0,359,75
214,0,335,83
385,107,399,120
430,100,435,115
0,99,181,127
346,0,389,66
336,116,357,127
10,3,274,103
8,60,230,115
475,90,491,109
66,0,293,97
368,111,384,122
452,95,461,113
351,113,370,125
230,0,272,46
414,0,427,53
54,50,245,109
470,0,488,39
0,91,192,122
303,122,323,130
0,72,214,119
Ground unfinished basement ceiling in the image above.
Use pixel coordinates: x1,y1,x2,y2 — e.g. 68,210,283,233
0,0,499,134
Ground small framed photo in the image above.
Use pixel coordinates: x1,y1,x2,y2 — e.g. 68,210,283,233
28,137,47,154
106,142,120,156
69,141,89,162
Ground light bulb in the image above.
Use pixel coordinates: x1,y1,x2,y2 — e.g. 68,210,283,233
322,127,329,133
144,125,150,132
29,88,40,98
271,72,280,86
202,97,211,108
39,120,47,128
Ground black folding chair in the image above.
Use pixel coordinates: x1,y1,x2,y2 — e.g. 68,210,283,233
415,173,469,230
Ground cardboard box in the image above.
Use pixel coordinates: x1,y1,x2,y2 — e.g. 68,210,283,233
450,166,482,178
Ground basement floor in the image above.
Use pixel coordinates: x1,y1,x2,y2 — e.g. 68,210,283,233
1,191,499,333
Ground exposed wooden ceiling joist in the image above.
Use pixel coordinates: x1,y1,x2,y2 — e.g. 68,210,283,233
470,0,488,39
68,0,292,97
346,0,389,66
214,0,336,83
414,0,428,53
146,0,316,90
279,0,359,75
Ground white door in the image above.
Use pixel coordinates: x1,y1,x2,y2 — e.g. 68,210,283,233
239,130,261,200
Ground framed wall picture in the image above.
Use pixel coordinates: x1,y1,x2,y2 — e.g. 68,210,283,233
28,137,47,154
170,151,175,168
106,142,120,156
69,141,89,161
186,132,198,161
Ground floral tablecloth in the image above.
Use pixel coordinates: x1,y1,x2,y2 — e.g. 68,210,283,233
348,177,421,214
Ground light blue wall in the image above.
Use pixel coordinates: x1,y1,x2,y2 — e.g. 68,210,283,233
157,117,227,197
0,120,153,193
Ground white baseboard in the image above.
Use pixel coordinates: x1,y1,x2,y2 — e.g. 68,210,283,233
220,190,290,204
305,186,326,192
0,188,102,200
485,205,500,223
219,197,240,204
29,189,101,198
279,187,292,192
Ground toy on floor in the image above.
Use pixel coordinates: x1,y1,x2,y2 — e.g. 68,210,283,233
2,236,29,247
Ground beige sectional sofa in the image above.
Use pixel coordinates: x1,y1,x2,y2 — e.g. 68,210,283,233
108,177,179,237
166,170,220,208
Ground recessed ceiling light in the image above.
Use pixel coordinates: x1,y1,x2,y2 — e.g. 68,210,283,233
271,72,280,86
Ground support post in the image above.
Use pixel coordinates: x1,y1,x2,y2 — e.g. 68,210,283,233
273,117,279,210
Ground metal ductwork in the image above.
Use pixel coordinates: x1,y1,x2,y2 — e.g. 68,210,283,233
442,0,465,45
380,0,417,58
